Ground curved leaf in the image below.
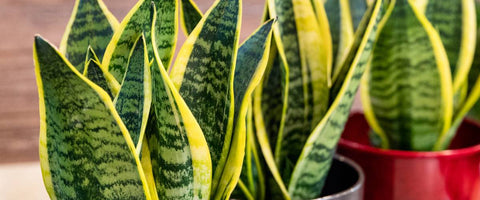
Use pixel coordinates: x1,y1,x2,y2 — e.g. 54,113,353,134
253,41,290,199
147,18,212,199
361,0,452,150
214,19,274,200
60,0,118,71
114,35,152,153
425,0,476,95
288,0,385,198
267,0,330,184
169,0,241,196
103,0,177,82
34,35,150,199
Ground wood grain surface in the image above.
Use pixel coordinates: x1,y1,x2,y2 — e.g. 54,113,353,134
0,0,264,163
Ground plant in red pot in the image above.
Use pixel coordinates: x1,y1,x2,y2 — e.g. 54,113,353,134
337,0,480,199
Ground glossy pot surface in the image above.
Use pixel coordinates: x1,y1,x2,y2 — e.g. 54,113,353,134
337,113,480,200
316,155,364,200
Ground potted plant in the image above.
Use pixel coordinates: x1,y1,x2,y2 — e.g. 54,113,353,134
34,0,276,199
208,0,386,199
337,0,480,199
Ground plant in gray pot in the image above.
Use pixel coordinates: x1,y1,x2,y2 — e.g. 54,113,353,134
208,0,387,199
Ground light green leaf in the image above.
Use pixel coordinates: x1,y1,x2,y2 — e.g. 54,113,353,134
103,0,177,82
147,16,213,199
425,0,476,95
180,0,203,35
287,0,385,198
169,0,241,196
60,0,118,72
267,0,330,185
361,0,453,150
34,35,150,199
114,35,152,154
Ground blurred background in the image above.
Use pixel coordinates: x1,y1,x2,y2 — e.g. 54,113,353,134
0,0,265,199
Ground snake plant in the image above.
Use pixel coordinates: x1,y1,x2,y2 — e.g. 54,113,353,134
34,0,274,199
362,0,480,151
184,0,386,199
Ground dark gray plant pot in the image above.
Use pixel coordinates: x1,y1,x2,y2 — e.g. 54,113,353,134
315,155,365,200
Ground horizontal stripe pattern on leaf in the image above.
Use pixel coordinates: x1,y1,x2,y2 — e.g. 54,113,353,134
170,0,241,195
149,60,195,199
363,0,451,150
34,36,149,200
60,0,117,72
84,59,114,98
288,0,385,198
114,35,152,152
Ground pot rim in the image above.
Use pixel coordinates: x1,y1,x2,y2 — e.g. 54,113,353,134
339,114,480,158
316,154,365,200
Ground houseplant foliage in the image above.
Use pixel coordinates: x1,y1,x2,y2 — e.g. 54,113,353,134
362,0,480,151
33,0,275,199
184,0,385,198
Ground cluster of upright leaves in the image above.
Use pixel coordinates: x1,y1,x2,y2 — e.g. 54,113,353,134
228,0,387,199
362,0,480,151
34,0,275,199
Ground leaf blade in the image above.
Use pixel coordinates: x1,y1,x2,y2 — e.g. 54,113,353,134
114,34,152,153
34,35,150,199
288,0,385,198
60,0,118,71
169,0,241,196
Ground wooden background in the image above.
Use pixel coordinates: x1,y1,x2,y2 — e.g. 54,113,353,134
0,0,266,163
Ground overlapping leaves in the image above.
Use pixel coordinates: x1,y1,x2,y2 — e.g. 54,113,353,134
35,0,274,199
362,0,479,151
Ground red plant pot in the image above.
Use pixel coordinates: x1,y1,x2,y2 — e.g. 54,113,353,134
337,113,480,200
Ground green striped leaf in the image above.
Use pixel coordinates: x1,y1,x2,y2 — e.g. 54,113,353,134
267,0,330,184
214,19,274,200
60,0,118,72
34,35,150,199
180,0,203,35
287,0,386,198
103,0,177,82
149,60,195,200
114,35,152,153
169,0,241,196
425,0,476,95
361,0,453,151
83,59,114,98
148,28,213,199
